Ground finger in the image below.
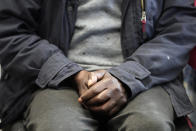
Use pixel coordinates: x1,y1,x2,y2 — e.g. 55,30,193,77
88,70,106,87
93,70,106,80
89,99,116,115
108,103,123,117
86,89,111,106
78,85,88,96
81,103,89,109
88,72,98,87
79,79,109,103
78,85,89,104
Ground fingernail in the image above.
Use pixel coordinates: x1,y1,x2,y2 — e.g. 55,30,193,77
78,98,83,103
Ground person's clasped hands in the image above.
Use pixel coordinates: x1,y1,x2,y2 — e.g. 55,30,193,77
74,70,128,117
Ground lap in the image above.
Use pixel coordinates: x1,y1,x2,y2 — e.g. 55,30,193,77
23,87,99,131
108,86,175,131
22,86,174,131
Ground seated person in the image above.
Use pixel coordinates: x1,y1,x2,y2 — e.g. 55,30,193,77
0,0,196,131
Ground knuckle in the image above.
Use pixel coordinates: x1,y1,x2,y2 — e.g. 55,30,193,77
106,92,111,98
101,108,107,113
121,97,127,103
110,100,116,106
99,106,106,112
119,93,124,98
88,99,94,104
96,97,103,102
113,87,120,93
100,106,105,111
80,95,85,100
91,88,98,95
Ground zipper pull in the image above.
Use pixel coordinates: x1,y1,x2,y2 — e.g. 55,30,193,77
141,11,146,33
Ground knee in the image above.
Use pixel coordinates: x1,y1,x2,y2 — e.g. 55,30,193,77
123,113,174,131
26,113,83,131
137,116,172,131
26,107,86,131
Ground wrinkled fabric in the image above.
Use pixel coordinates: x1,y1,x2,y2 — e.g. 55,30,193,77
0,0,196,127
68,0,124,71
23,87,174,131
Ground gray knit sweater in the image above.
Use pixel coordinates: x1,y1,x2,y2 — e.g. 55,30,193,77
68,0,123,71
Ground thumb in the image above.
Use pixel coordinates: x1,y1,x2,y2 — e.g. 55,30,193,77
88,72,97,87
88,70,106,87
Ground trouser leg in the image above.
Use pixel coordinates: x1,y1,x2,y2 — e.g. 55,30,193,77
108,86,175,131
3,121,26,131
23,87,100,131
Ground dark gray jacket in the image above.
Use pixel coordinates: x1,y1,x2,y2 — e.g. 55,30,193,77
0,0,196,127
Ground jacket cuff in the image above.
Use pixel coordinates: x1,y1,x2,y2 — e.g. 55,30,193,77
48,63,83,88
108,61,151,98
35,51,82,88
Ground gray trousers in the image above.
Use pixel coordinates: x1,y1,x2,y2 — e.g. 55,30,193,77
17,86,175,131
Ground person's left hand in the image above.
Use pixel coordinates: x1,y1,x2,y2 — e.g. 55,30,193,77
78,71,128,116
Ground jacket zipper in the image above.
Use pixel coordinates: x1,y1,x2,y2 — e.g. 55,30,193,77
141,0,146,33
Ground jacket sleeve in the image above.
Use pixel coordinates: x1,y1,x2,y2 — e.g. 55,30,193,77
108,0,196,98
0,0,82,88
